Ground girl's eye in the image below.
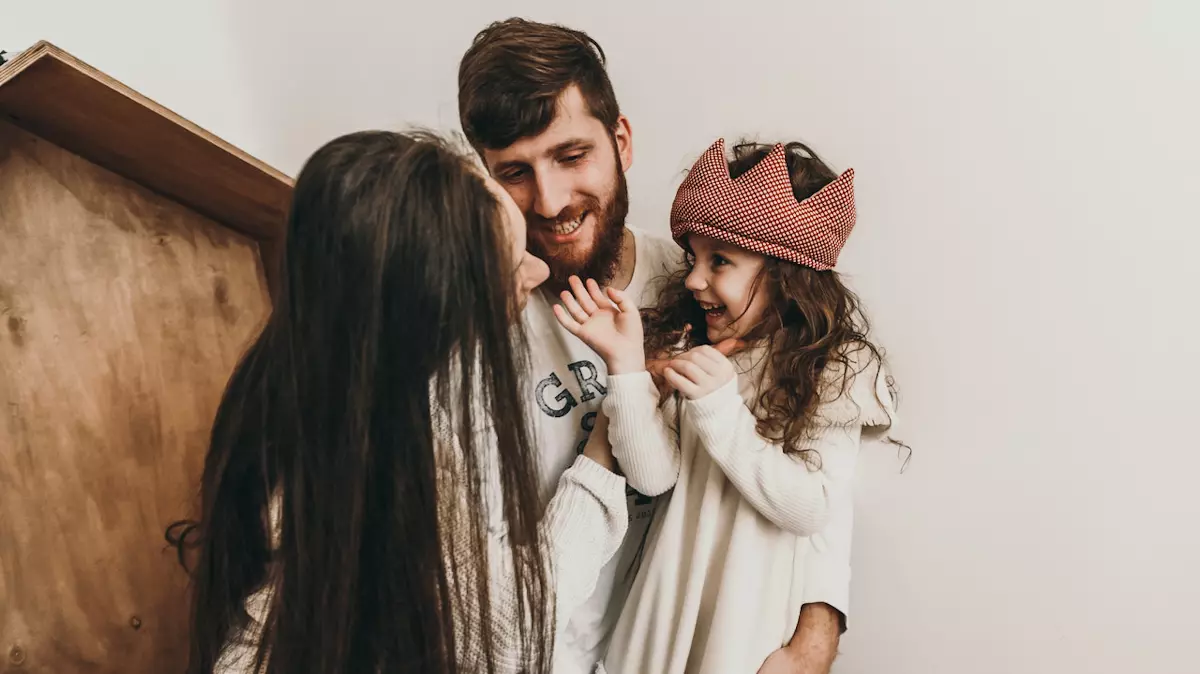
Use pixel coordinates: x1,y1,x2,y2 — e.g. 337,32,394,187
712,254,730,267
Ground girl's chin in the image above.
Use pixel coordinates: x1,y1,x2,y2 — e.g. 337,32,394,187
706,326,736,344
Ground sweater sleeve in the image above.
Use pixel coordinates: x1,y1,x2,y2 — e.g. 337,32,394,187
216,431,629,674
799,483,855,625
800,356,897,626
601,370,681,496
442,446,630,673
685,354,895,538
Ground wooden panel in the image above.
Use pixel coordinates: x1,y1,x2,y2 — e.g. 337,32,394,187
0,120,271,672
0,42,291,296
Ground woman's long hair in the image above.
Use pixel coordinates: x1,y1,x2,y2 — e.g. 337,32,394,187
168,131,549,673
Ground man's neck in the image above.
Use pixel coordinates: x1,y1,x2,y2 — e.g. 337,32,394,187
609,227,637,291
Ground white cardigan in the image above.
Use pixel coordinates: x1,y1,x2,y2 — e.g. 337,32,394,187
600,346,896,674
214,411,629,673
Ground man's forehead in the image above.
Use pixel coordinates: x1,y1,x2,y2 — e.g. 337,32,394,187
482,87,607,167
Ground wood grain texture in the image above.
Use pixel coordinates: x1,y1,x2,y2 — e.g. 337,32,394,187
0,41,291,297
0,120,271,673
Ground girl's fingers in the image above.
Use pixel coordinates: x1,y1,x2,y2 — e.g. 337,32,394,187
662,367,699,398
552,303,583,335
669,358,708,385
569,276,599,314
691,345,726,371
559,288,591,324
606,286,634,313
585,278,612,310
672,349,714,377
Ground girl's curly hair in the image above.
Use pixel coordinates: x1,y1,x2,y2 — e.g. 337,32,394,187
643,140,899,467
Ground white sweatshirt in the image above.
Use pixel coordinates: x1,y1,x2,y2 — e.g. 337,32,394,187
599,346,897,674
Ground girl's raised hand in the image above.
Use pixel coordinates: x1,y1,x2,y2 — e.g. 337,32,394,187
553,275,646,375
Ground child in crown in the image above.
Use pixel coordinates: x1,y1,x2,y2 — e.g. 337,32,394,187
553,138,899,674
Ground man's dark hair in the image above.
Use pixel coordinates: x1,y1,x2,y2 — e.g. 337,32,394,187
458,18,621,151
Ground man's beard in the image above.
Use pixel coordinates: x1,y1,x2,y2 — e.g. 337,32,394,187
527,169,629,293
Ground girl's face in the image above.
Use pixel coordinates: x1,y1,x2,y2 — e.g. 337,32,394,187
483,173,550,312
684,234,771,343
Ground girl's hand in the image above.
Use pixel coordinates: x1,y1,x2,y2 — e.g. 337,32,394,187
661,345,737,400
553,276,646,375
647,332,745,397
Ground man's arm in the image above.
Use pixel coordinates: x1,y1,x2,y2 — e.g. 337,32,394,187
757,602,841,674
794,602,843,666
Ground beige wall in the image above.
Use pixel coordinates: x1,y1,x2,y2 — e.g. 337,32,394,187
5,1,1198,671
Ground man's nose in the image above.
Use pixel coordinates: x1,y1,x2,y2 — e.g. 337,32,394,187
531,170,570,220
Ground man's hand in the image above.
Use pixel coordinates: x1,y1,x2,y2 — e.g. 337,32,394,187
661,345,737,400
757,603,842,674
553,276,645,375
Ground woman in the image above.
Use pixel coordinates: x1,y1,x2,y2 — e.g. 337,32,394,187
168,130,628,674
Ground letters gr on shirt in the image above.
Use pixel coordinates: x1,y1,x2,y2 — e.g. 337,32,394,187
534,359,652,506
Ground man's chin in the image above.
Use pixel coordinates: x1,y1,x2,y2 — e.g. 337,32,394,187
534,236,590,262
530,247,589,284
541,266,589,293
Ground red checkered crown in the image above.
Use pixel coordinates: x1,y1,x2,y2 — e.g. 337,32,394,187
669,138,857,271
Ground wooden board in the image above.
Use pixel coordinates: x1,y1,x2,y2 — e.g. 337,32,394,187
0,41,291,297
0,119,271,672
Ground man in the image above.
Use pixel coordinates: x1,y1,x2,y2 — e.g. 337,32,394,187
457,19,847,674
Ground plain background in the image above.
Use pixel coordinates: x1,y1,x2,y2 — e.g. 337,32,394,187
5,1,1199,672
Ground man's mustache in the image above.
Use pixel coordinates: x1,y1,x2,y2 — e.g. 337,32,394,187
527,200,599,229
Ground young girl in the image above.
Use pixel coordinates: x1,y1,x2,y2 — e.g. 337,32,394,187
553,138,898,673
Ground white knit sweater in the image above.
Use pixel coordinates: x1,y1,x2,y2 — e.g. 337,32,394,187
214,414,629,673
599,346,896,674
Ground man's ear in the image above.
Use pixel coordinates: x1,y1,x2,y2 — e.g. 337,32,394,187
613,115,633,173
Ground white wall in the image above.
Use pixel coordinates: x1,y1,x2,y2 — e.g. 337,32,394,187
7,1,1199,671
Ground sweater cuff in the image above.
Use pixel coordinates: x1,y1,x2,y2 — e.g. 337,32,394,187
801,547,852,627
565,454,627,499
604,371,658,407
684,375,742,433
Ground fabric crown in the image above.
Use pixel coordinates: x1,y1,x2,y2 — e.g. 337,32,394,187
669,138,857,271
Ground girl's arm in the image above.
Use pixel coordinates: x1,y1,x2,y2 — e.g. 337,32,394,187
684,378,858,536
552,276,681,494
602,371,681,496
664,347,892,538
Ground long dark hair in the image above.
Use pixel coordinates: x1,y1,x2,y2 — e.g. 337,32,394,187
644,140,898,466
168,130,550,673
